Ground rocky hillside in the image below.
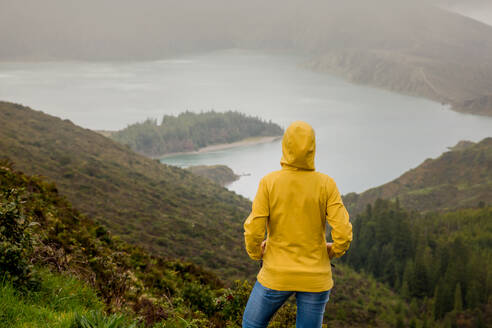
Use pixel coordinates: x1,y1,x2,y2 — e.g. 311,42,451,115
343,138,492,215
0,101,254,279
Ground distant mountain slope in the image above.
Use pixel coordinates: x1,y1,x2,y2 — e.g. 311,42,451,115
109,111,283,157
1,0,492,115
0,101,254,279
343,138,492,215
299,2,492,116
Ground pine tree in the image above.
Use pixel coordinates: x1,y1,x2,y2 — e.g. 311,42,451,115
453,283,462,312
402,260,415,297
401,280,410,301
396,314,405,328
465,282,480,309
410,298,419,316
434,279,449,319
414,255,430,298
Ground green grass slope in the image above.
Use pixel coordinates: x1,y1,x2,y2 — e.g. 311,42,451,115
0,101,254,279
0,270,106,328
343,138,492,215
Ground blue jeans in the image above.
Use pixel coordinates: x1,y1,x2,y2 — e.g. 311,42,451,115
242,281,331,328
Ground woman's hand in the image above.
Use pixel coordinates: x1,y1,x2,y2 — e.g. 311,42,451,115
261,240,267,257
326,242,335,260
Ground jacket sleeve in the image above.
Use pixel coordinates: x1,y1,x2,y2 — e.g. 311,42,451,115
326,179,353,258
244,178,269,260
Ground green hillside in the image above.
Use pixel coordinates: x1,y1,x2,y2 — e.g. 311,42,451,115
0,160,224,327
109,111,283,157
0,101,254,279
343,138,492,215
0,160,416,327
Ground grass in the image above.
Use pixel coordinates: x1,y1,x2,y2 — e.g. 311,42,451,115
0,269,144,328
0,269,105,328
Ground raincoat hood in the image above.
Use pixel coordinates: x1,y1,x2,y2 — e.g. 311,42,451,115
280,121,315,171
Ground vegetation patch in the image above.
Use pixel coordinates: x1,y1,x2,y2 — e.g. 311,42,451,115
186,165,239,186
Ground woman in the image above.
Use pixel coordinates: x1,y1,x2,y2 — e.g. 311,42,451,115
243,121,353,328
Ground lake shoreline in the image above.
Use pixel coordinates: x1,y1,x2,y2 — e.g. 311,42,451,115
156,135,282,159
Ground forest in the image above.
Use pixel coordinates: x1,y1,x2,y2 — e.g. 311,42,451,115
110,111,284,157
344,199,491,326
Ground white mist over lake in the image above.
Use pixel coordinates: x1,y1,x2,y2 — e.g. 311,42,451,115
1,49,491,198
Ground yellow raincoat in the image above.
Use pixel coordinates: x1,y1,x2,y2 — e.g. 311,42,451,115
244,121,353,292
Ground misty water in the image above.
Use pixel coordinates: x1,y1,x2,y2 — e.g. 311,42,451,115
1,49,491,199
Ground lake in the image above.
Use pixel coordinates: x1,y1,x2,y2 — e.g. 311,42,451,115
1,49,491,199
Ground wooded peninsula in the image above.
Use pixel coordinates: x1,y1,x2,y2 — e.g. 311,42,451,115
109,111,284,157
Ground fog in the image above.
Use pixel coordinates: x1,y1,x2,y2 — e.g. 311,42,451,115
1,0,491,60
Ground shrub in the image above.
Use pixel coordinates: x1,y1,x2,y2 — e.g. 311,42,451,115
0,187,36,288
181,282,216,316
215,280,252,324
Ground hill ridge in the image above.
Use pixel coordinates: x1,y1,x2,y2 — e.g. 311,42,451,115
343,137,492,215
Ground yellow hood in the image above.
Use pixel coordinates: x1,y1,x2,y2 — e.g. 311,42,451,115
280,121,316,171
